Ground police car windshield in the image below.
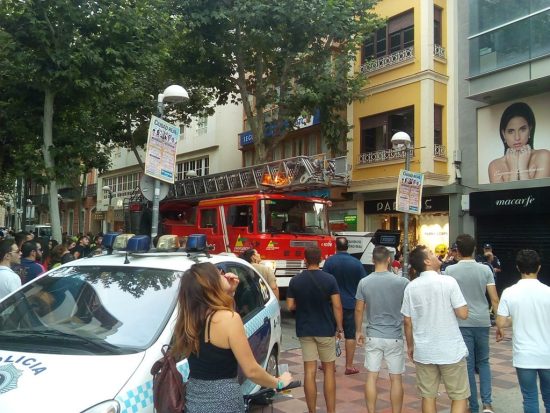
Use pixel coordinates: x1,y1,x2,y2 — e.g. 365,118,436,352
0,266,181,355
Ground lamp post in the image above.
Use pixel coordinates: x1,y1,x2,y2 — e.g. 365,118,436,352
102,185,114,232
150,85,189,245
391,131,412,279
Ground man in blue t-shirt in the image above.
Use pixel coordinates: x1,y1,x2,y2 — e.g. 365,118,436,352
287,246,343,413
323,236,366,375
20,240,45,282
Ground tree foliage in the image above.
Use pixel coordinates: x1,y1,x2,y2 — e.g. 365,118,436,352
0,0,191,239
172,0,381,161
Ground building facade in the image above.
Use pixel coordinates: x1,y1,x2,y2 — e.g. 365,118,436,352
460,0,550,288
348,0,459,254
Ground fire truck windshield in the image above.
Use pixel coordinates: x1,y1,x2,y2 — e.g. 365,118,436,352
259,199,329,235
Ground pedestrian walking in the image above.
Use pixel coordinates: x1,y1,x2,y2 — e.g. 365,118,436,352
323,236,366,375
496,249,550,413
445,234,500,413
0,239,22,300
355,246,409,413
286,246,343,413
402,245,470,413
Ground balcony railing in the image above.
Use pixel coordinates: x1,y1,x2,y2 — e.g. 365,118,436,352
434,144,447,158
434,44,446,59
361,46,415,73
358,148,414,165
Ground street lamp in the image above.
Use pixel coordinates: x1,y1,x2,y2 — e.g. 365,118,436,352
102,185,114,232
151,85,189,245
391,131,412,279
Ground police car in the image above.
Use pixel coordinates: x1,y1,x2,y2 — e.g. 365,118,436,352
0,233,281,413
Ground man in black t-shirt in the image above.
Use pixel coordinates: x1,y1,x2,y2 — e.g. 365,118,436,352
287,246,343,413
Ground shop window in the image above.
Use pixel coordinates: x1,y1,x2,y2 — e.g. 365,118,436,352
360,107,414,155
363,10,414,63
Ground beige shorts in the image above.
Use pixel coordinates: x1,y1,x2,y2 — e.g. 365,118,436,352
299,336,336,363
415,358,470,400
365,337,405,374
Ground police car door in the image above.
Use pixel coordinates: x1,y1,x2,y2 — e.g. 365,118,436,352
216,262,273,388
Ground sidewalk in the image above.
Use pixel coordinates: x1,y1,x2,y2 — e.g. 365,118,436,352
254,328,533,413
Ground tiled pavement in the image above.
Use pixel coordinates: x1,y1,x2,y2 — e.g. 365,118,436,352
252,329,532,412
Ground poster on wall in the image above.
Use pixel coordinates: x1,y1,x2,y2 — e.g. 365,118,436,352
478,92,550,184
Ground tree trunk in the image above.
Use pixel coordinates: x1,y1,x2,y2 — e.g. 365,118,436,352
42,88,63,243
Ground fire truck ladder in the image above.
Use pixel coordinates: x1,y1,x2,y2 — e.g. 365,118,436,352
168,155,348,201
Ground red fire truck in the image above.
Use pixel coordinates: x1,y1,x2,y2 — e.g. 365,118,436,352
125,155,349,288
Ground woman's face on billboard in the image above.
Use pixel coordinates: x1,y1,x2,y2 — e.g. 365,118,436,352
502,116,530,149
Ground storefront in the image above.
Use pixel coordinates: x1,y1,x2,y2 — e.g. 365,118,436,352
470,187,550,291
364,195,449,253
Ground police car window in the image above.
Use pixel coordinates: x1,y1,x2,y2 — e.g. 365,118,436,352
223,263,263,321
0,266,181,355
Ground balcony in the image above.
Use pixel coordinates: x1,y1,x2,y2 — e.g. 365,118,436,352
434,44,446,60
358,148,414,165
434,144,447,158
361,46,415,74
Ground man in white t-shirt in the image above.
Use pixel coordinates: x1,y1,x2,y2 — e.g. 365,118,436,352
401,245,470,413
0,239,22,300
497,249,550,413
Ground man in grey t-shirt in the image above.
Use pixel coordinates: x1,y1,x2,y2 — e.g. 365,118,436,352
445,234,501,413
355,246,409,413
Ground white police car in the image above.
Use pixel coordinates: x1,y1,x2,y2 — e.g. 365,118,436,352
0,234,281,413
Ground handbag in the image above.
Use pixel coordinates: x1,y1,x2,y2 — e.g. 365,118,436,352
151,345,186,413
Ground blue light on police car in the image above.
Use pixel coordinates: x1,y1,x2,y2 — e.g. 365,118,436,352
126,235,151,253
186,234,207,252
102,232,120,250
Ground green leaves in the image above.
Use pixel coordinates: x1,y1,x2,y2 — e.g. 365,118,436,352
174,0,381,160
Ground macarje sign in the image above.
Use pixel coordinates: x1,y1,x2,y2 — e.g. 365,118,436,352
144,116,180,184
396,169,424,214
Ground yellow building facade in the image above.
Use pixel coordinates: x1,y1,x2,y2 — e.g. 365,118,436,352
344,0,458,253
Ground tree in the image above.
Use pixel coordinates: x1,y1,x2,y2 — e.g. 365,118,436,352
173,0,381,162
0,0,182,241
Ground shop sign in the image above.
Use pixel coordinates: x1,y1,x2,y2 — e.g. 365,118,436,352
469,187,550,215
343,215,357,231
365,196,449,214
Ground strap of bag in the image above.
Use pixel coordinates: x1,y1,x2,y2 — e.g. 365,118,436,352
306,270,329,301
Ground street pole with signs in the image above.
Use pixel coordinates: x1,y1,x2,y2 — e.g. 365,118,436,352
146,85,188,247
392,131,424,279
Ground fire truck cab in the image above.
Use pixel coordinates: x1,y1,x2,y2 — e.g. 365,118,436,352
160,193,335,288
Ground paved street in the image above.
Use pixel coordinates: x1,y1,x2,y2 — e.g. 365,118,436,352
251,306,541,413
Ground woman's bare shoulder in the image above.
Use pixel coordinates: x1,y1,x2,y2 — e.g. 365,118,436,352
532,148,550,159
212,309,241,323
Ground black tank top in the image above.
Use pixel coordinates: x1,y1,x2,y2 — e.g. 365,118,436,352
188,312,238,380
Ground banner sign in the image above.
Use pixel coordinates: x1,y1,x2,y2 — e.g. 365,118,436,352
364,195,449,214
396,169,424,214
469,187,550,215
144,116,180,183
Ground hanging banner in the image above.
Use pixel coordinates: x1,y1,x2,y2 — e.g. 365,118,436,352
144,116,180,184
396,169,424,214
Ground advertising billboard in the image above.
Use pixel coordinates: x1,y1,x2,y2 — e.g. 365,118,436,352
477,92,550,184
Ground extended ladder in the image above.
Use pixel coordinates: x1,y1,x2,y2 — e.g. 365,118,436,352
168,155,348,201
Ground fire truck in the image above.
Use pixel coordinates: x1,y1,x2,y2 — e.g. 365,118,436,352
125,155,349,288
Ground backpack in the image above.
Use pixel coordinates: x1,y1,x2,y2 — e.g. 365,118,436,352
150,345,186,413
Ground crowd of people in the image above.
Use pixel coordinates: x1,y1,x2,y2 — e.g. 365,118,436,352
286,236,549,413
0,229,104,301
